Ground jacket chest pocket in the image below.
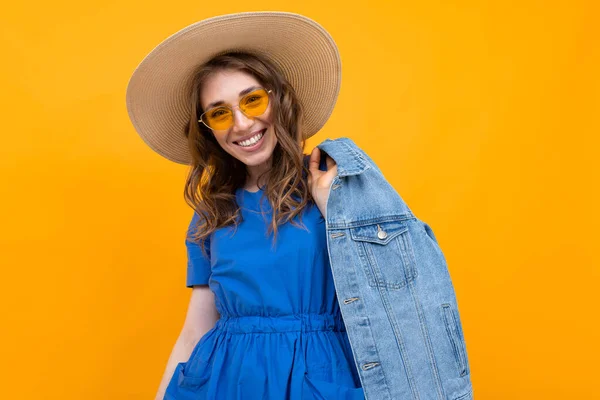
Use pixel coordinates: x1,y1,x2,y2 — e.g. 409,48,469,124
350,220,418,289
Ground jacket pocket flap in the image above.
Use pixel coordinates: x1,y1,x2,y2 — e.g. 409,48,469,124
350,221,408,245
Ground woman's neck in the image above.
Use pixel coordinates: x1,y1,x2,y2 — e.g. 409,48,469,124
245,158,272,190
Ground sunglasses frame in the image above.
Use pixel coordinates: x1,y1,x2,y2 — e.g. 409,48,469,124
198,88,273,131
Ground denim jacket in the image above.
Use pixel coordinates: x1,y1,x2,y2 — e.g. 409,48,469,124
315,137,473,400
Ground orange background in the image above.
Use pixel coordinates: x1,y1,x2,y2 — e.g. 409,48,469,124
1,1,598,399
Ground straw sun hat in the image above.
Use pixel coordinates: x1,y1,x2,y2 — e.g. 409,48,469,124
125,11,341,165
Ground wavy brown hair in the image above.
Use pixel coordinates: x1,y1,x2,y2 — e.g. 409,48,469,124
183,51,315,257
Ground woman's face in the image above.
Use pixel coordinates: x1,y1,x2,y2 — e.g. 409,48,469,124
200,69,277,168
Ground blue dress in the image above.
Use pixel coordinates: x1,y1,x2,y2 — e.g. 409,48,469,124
164,166,365,399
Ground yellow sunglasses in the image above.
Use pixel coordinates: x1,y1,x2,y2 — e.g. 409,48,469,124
198,88,273,131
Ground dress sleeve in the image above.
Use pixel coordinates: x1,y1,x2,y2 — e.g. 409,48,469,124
185,211,212,287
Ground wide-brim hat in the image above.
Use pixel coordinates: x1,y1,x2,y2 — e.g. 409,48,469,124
125,11,341,165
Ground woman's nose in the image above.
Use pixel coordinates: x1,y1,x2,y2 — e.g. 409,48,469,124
231,108,253,132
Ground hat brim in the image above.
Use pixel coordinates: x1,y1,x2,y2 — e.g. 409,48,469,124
125,11,341,165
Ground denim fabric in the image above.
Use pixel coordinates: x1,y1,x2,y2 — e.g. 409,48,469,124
315,137,473,400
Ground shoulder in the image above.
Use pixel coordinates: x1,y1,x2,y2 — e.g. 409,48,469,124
188,210,205,226
186,210,211,237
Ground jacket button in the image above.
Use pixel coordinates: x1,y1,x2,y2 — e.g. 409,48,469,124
377,230,387,239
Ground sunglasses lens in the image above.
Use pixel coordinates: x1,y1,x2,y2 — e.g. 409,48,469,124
201,88,270,130
240,89,269,117
202,107,233,130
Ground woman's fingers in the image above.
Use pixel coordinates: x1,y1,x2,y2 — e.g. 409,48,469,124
308,147,321,178
308,148,337,185
325,154,336,171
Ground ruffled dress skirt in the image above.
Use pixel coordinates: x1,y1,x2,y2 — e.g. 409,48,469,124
165,313,365,399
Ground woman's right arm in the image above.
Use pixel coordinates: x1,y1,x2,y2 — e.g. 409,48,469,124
154,285,220,400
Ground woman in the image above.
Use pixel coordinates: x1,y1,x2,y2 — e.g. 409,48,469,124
126,12,365,400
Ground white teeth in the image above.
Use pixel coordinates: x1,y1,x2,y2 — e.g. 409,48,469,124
238,131,264,147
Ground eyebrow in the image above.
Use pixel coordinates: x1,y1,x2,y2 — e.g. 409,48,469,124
205,86,262,110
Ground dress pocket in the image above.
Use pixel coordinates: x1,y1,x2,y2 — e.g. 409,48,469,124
350,219,417,289
303,363,364,399
303,374,365,399
163,361,210,400
166,330,218,396
178,361,210,388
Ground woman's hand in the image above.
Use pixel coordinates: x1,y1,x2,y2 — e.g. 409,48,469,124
307,147,338,219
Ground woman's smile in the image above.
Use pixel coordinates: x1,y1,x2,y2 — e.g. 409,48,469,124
234,128,267,151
